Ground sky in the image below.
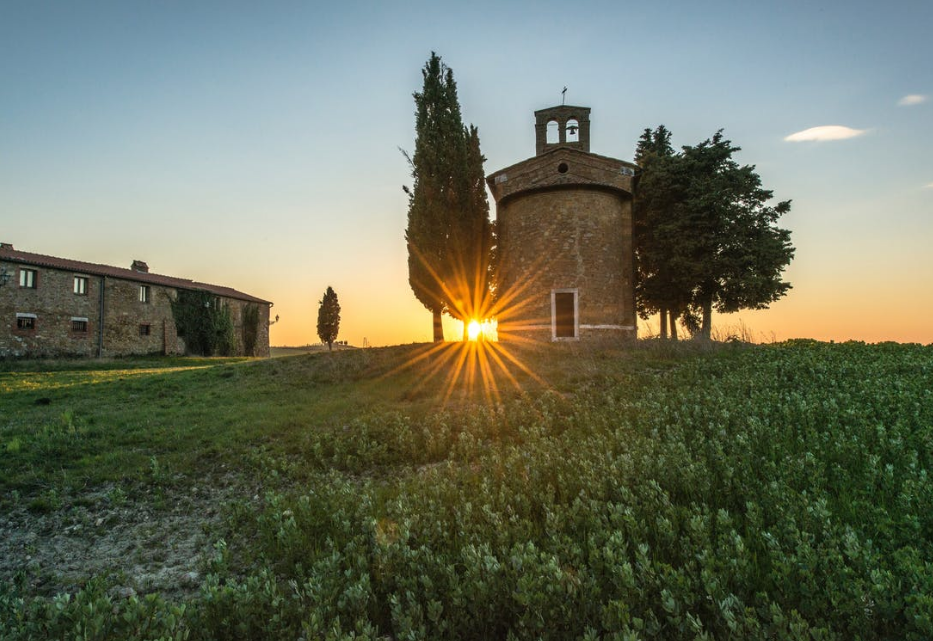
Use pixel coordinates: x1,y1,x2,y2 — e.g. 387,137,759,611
2,0,931,346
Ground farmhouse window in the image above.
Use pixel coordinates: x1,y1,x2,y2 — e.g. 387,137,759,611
139,285,150,303
15,314,36,331
71,318,88,333
19,269,37,289
139,324,151,336
74,276,88,295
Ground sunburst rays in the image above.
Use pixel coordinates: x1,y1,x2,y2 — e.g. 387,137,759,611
391,242,558,406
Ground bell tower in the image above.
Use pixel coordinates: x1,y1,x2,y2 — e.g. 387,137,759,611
534,105,591,155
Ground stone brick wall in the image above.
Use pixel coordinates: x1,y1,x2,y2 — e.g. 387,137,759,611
100,277,181,357
534,105,592,155
221,298,271,358
495,188,636,341
0,263,101,357
0,259,270,358
489,147,635,204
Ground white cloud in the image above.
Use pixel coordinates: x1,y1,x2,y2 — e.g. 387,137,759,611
924,182,933,190
784,126,868,142
898,94,928,106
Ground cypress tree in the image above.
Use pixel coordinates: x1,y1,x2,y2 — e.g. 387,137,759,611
449,124,493,337
316,286,341,350
404,52,491,341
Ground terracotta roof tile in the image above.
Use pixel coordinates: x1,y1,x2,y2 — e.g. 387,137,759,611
0,246,270,305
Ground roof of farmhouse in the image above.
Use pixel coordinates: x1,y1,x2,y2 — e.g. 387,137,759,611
0,243,270,305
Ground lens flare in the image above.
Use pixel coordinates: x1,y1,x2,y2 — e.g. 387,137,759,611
467,320,482,341
396,236,559,405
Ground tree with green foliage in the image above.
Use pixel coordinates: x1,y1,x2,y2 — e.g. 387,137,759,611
634,125,692,340
404,52,492,341
635,127,795,340
456,124,494,336
316,286,341,350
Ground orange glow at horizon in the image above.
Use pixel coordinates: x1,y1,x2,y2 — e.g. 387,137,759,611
264,219,933,349
267,288,933,349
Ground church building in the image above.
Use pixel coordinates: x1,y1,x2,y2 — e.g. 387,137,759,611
487,105,638,342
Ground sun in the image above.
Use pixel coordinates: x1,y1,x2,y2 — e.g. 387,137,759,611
467,319,482,341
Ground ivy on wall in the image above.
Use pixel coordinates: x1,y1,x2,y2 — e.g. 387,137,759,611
170,289,236,356
242,304,260,356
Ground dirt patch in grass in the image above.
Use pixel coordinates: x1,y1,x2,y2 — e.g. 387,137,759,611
0,474,259,599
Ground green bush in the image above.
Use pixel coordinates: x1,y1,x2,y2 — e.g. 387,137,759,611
231,341,932,640
0,577,190,641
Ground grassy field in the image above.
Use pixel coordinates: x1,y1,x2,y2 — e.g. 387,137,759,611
0,340,931,640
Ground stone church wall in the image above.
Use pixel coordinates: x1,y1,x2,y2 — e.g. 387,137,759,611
495,188,636,340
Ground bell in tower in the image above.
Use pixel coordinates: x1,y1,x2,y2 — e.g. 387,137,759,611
534,105,591,155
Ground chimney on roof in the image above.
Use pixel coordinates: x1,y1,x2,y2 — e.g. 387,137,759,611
0,243,13,250
131,260,149,273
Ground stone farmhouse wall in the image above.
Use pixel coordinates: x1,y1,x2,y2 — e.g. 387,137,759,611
99,278,181,357
0,251,270,359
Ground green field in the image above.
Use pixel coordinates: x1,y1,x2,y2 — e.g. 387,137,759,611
0,340,931,640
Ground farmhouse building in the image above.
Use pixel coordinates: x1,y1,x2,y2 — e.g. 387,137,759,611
0,243,271,358
487,105,637,342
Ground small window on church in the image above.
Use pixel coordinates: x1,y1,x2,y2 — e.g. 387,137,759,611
546,120,559,144
566,119,580,143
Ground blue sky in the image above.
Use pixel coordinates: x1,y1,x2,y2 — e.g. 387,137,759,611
2,0,931,345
